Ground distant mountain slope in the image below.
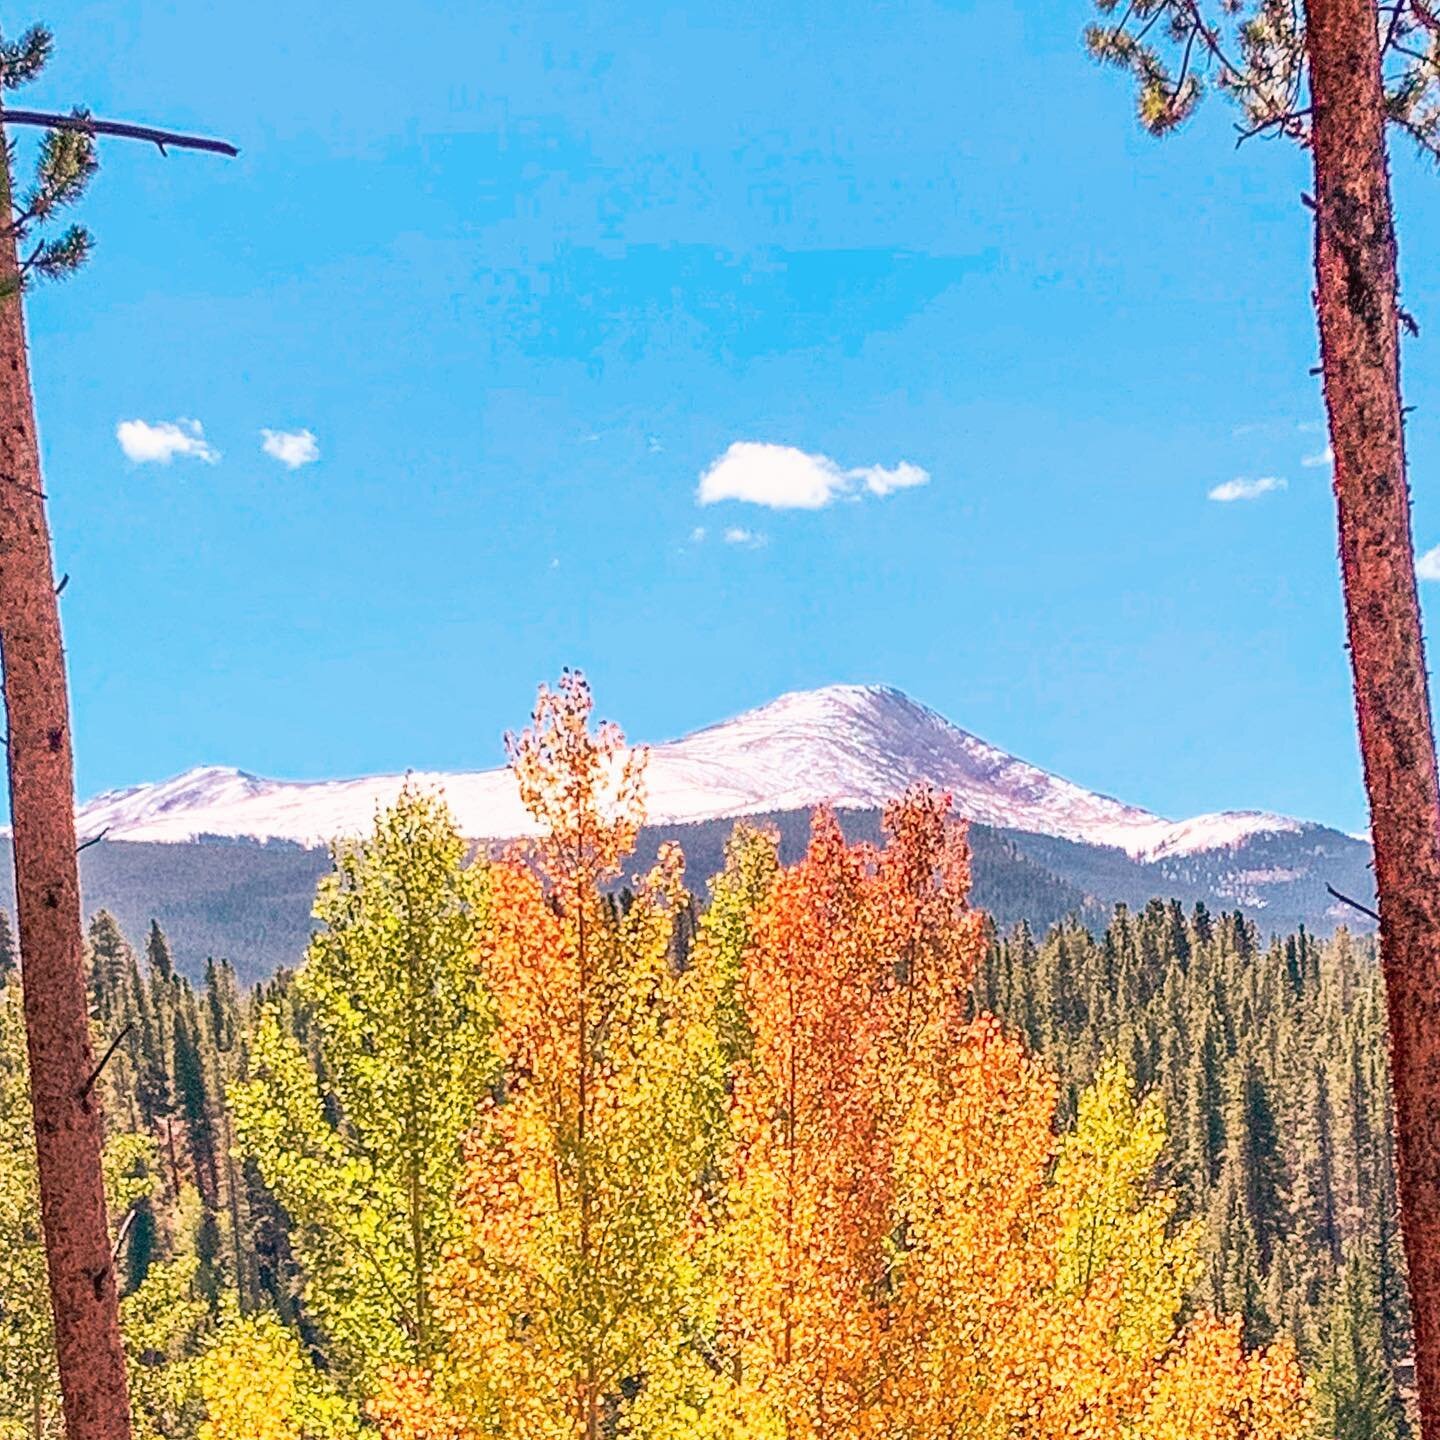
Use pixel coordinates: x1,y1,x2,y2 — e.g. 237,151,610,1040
72,684,1308,861
0,810,1374,985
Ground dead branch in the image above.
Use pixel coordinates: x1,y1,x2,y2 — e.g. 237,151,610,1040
1326,882,1382,924
110,1206,139,1265
80,1022,134,1102
0,109,238,158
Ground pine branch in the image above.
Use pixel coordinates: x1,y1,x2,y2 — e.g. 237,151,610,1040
0,109,237,158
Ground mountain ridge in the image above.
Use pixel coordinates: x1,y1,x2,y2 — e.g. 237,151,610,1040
71,682,1322,862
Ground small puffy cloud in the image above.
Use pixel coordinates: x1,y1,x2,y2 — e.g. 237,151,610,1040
723,526,767,548
690,526,708,543
1302,444,1334,469
116,418,218,465
1416,545,1440,581
851,460,929,497
261,428,320,469
697,441,930,510
1208,476,1287,503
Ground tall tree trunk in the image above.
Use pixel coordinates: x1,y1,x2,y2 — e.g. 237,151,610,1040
0,139,132,1437
1304,0,1440,1431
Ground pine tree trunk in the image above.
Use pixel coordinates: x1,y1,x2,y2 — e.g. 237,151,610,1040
0,143,132,1437
1303,0,1440,1431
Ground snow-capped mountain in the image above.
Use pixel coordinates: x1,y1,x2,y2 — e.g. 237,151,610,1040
73,684,1308,862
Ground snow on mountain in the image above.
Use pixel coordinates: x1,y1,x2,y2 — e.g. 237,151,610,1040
70,684,1313,860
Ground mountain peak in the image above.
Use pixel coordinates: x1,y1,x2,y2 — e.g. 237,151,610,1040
682,682,942,744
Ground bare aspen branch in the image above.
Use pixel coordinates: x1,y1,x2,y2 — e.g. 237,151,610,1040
109,1206,139,1266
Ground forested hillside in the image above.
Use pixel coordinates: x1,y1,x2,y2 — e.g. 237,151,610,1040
0,680,1399,1438
1,810,1376,984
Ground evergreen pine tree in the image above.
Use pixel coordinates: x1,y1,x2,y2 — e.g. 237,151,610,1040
1209,1162,1272,1347
1315,1240,1406,1440
145,919,174,984
86,910,132,1021
173,1003,218,1205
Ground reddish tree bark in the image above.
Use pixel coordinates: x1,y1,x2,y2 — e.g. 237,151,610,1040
1303,0,1440,1431
0,143,131,1436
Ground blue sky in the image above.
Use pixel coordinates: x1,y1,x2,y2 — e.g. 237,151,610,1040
17,0,1440,833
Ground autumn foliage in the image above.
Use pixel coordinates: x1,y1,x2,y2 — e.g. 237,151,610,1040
230,673,1307,1440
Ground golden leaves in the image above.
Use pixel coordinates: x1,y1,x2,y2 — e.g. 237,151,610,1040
364,690,1309,1440
195,1317,361,1440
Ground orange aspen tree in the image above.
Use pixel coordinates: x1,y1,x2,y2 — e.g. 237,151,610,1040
717,790,1307,1440
719,809,889,1440
716,790,979,1440
371,673,725,1440
869,786,985,1094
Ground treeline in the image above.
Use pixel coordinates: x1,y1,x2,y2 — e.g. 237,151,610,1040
0,683,1401,1439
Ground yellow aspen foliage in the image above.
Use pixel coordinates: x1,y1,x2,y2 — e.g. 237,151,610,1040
1129,1317,1309,1440
194,1316,361,1440
885,1014,1061,1438
230,787,495,1390
122,1257,211,1440
360,701,1307,1440
890,1035,1308,1439
1050,1061,1199,1366
372,672,726,1440
690,823,781,1066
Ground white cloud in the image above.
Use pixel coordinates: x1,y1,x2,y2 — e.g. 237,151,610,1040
116,418,218,465
696,441,931,510
1416,545,1440,581
1208,476,1287,503
690,526,708,543
723,526,767,548
261,428,320,469
851,460,930,497
1302,445,1334,468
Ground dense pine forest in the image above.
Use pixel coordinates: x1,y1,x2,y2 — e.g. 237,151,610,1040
0,680,1406,1439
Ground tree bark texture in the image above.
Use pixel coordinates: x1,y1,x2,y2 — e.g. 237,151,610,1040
0,135,132,1439
1304,0,1440,1431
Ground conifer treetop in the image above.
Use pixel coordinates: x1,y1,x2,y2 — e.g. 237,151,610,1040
1086,0,1440,157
